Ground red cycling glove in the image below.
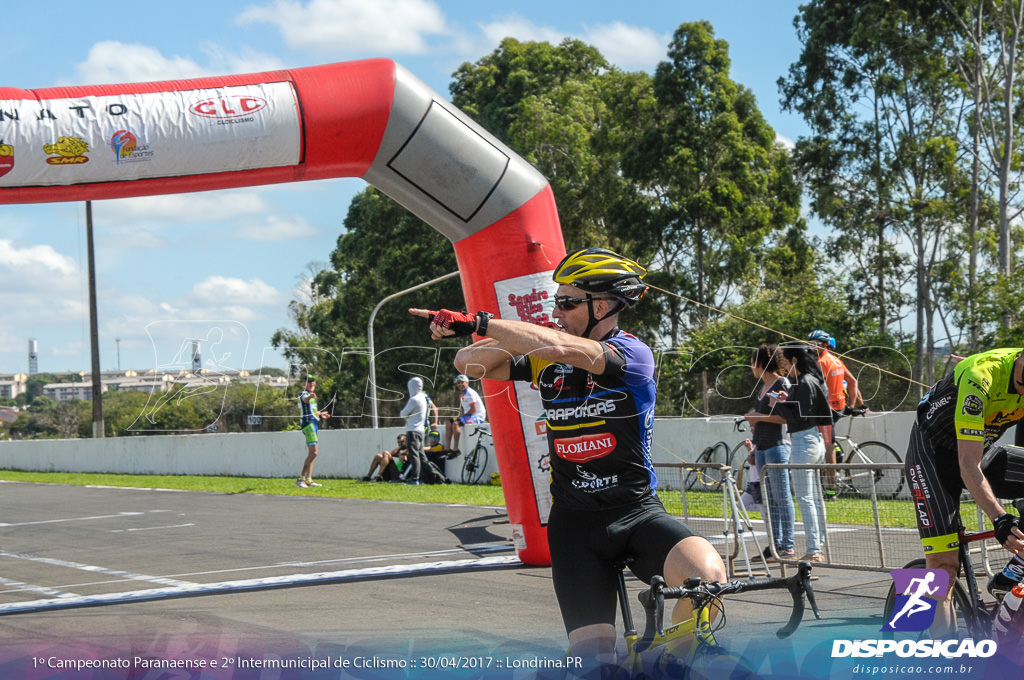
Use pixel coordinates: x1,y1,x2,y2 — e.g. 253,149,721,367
428,309,479,337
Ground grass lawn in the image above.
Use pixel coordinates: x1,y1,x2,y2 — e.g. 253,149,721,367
0,470,507,506
2,470,981,532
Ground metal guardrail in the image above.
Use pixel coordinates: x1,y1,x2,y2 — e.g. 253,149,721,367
655,461,1001,575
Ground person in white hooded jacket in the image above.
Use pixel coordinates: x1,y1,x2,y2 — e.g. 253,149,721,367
400,376,428,484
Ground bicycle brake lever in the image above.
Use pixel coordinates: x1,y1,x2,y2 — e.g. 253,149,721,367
776,561,821,639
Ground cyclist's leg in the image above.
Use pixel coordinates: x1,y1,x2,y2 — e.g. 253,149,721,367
449,418,464,452
627,499,726,648
905,423,964,636
547,505,620,665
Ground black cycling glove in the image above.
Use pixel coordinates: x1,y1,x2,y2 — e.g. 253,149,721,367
993,513,1019,546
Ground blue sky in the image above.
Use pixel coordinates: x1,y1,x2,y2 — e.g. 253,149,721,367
0,0,808,376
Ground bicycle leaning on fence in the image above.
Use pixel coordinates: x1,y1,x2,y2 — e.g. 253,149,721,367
614,558,821,676
882,499,1024,640
456,423,491,485
829,407,904,499
685,419,750,492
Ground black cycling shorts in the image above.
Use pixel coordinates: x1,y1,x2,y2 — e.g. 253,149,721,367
904,423,964,554
546,495,698,634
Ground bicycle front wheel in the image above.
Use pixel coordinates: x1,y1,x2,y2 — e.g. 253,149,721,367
728,441,749,483
847,441,904,499
882,558,979,639
462,443,489,485
686,443,730,492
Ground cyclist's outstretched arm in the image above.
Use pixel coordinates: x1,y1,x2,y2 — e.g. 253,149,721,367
453,338,513,381
959,438,1024,552
409,307,610,375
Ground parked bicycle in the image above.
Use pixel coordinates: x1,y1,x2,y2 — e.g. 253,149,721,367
459,423,491,485
615,558,820,676
830,407,903,499
882,500,1024,639
685,420,749,492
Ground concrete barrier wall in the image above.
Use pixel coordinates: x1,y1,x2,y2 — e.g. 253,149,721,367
0,412,918,482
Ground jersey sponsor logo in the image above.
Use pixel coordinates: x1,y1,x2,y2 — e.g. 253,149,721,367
553,433,616,462
961,394,984,417
924,394,951,421
570,465,618,492
546,399,617,422
958,427,985,438
907,465,933,529
964,377,990,396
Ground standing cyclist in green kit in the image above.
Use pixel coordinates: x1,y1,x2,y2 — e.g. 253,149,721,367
296,374,329,489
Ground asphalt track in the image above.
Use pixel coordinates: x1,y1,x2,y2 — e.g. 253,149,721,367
0,480,900,678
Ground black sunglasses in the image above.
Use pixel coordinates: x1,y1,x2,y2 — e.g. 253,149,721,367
553,294,611,311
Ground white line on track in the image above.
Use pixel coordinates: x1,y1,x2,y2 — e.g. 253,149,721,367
108,523,195,533
0,577,77,598
0,550,196,588
0,511,146,527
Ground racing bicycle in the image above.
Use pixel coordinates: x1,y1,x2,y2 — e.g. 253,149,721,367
459,424,491,485
830,407,903,499
615,559,820,676
882,499,1024,639
685,420,749,492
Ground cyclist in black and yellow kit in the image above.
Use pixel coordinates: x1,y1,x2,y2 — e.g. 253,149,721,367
906,347,1024,634
410,248,726,666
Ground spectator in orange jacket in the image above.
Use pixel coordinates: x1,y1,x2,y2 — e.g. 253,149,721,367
807,330,863,499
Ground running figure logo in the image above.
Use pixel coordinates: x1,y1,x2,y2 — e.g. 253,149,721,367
882,568,949,632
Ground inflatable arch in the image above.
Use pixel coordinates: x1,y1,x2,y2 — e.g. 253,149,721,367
0,59,562,566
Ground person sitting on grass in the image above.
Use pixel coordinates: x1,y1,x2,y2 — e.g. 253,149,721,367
362,434,408,482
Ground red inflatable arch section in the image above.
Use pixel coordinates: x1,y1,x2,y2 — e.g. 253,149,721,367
0,59,562,565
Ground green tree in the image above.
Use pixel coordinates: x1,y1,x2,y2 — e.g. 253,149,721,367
621,22,803,346
452,38,648,249
781,0,971,387
657,269,912,418
272,188,465,427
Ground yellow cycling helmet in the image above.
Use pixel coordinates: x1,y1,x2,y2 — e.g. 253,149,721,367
553,247,648,306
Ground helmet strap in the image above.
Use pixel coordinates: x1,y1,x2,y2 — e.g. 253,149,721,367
583,296,622,339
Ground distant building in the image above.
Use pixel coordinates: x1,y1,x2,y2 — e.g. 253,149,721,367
23,369,289,402
0,374,27,400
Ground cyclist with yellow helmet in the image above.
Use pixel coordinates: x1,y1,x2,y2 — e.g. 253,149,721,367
410,247,726,666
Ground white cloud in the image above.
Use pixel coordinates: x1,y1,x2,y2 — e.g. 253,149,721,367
197,42,286,76
478,16,567,47
70,40,284,88
475,16,668,72
192,275,282,307
238,0,449,55
582,22,668,71
101,191,272,225
0,239,78,278
74,42,210,86
236,215,318,242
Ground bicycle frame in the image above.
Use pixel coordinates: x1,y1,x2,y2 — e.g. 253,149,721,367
956,527,997,636
615,560,820,664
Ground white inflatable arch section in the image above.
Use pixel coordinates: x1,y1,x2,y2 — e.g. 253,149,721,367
0,59,562,565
